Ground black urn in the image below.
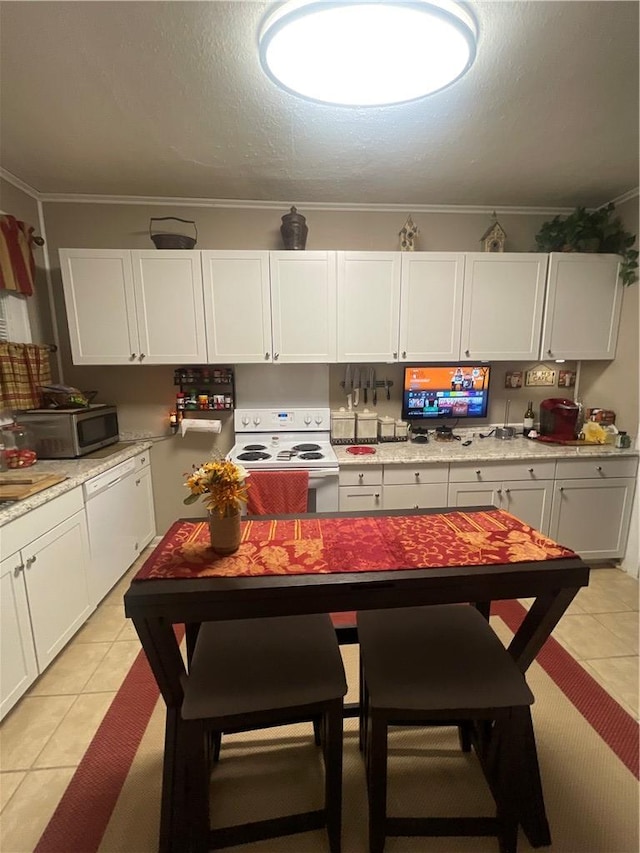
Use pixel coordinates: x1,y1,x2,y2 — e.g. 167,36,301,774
280,206,308,250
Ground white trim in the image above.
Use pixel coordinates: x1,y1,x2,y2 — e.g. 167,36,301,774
606,187,639,207
37,193,577,216
36,198,64,381
0,168,41,200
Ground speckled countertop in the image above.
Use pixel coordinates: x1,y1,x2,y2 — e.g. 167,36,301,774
334,435,639,466
0,441,152,527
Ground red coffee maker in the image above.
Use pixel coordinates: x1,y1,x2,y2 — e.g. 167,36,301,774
539,398,580,441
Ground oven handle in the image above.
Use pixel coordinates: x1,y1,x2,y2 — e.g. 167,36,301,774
306,468,339,480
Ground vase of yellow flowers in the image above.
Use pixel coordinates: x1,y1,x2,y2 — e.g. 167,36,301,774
184,458,250,555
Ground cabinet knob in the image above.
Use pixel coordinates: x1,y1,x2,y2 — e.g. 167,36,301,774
497,489,502,495
465,349,470,357
505,488,511,494
139,353,146,360
25,555,37,568
414,472,420,480
358,472,364,480
596,465,603,472
273,352,279,361
13,563,24,577
134,542,139,551
475,469,481,476
130,353,137,360
393,352,398,360
264,352,270,360
414,504,419,509
135,478,141,486
528,467,534,474
559,486,564,492
401,351,406,359
141,457,146,464
374,493,380,500
547,349,553,356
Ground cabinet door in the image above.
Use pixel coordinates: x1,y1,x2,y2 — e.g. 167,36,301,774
447,481,501,508
337,252,401,361
383,483,448,510
399,253,464,361
460,254,547,360
134,463,156,553
202,251,272,363
339,486,383,512
131,251,207,363
0,552,38,721
549,478,635,560
60,249,139,365
501,480,553,535
541,254,623,359
23,510,92,671
270,252,337,362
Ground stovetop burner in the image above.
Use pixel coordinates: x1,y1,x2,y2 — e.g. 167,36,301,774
237,451,271,461
299,451,323,460
244,444,267,451
292,443,321,453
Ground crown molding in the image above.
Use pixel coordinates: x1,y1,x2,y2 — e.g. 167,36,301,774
0,168,41,200
37,192,577,216
607,187,639,207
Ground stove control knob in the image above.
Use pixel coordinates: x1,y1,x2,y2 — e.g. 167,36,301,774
241,416,250,427
253,416,261,426
314,414,323,426
304,415,312,426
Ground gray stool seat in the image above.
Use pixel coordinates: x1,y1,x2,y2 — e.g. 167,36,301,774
181,613,347,852
357,604,548,853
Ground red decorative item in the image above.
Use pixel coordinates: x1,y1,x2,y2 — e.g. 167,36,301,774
346,445,376,455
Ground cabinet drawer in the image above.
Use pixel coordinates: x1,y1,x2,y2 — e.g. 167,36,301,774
555,457,638,480
383,464,448,485
449,461,556,482
339,486,382,512
383,483,448,510
1,487,84,557
339,466,383,487
135,450,151,471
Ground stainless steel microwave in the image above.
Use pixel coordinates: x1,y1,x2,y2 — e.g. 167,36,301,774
18,405,119,458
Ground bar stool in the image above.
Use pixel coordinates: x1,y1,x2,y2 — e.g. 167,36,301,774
180,613,347,853
357,604,548,853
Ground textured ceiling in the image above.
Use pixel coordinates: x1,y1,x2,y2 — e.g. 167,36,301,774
0,1,638,208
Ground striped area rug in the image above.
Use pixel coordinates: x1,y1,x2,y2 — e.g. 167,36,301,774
34,602,639,853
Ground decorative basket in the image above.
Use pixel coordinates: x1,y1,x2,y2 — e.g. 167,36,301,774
149,217,198,249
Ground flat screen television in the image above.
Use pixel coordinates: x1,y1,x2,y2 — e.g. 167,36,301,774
401,364,492,422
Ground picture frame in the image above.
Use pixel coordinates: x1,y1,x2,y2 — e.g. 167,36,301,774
558,369,576,389
504,371,523,389
525,368,556,387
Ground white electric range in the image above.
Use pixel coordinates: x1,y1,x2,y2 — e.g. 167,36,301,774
228,408,339,512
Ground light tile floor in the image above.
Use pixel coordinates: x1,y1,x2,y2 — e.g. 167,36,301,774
0,556,638,852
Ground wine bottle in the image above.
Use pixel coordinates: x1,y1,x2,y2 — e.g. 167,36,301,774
523,401,535,437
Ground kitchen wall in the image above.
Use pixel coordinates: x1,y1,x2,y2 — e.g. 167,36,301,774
2,193,637,533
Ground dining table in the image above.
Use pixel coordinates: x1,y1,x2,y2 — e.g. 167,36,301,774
124,505,590,853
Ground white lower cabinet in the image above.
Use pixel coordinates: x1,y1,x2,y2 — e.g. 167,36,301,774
549,458,638,560
447,480,553,534
0,488,93,720
383,464,449,510
133,454,156,553
339,466,383,511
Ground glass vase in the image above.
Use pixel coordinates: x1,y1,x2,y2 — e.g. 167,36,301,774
208,508,241,555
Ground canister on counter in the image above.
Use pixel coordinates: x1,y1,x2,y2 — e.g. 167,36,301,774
395,419,409,440
355,409,378,444
330,409,356,444
377,416,396,441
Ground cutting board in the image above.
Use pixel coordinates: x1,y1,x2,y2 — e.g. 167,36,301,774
0,472,67,501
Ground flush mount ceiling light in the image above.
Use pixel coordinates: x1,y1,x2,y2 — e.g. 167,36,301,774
259,0,477,107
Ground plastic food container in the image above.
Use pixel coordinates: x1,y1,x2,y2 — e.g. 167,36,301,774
1,424,37,468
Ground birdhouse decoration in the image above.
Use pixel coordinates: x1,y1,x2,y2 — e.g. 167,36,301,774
399,215,419,251
480,211,506,252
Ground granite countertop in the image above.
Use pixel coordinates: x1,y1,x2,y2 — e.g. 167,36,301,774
0,441,153,527
334,435,639,466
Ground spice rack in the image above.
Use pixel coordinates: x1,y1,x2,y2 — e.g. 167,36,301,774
173,366,235,415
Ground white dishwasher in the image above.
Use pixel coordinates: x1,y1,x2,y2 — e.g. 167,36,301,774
83,457,137,607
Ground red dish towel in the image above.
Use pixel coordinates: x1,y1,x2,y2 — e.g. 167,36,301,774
246,470,309,515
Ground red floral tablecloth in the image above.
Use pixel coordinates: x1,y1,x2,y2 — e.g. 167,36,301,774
133,509,576,581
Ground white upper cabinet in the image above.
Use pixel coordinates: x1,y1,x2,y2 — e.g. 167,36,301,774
202,251,272,363
540,253,623,360
460,253,547,361
270,252,337,362
60,249,207,364
60,249,139,365
337,252,401,361
202,251,336,363
130,251,207,363
399,253,464,362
